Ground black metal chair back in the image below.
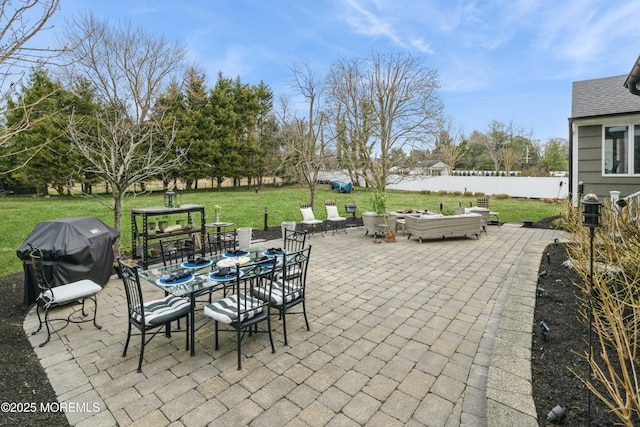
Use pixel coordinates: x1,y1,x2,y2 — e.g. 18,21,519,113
30,247,52,296
159,236,196,266
284,229,307,252
28,246,102,347
207,229,238,256
204,258,277,369
274,245,312,345
119,260,146,326
117,258,190,372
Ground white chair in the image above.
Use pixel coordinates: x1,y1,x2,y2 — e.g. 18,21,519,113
29,247,102,347
324,200,347,235
476,197,499,224
299,203,324,236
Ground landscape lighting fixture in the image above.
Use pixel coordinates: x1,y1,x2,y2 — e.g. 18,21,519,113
540,321,550,342
164,189,177,208
546,405,565,423
581,194,602,427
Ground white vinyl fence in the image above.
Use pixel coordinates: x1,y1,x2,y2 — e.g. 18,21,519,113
316,171,569,200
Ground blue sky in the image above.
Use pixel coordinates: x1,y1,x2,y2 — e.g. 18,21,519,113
39,0,640,145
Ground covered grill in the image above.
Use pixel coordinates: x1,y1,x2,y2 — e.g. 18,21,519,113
16,216,120,305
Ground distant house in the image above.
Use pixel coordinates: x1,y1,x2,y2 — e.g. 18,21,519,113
569,57,640,206
414,160,449,176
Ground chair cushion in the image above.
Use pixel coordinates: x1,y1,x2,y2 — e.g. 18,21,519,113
41,279,102,305
300,207,315,221
325,205,339,219
134,295,190,326
253,280,303,306
204,294,264,324
275,265,301,281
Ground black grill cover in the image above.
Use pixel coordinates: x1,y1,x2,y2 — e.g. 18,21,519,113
16,216,120,305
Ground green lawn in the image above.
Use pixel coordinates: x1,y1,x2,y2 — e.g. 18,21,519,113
1,185,565,276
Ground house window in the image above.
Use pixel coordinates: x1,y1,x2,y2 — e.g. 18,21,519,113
604,125,629,174
635,126,640,174
603,124,640,175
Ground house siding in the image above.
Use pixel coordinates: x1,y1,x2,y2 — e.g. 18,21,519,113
570,72,640,204
576,124,640,200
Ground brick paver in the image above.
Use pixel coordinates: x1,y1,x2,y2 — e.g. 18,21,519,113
25,224,567,426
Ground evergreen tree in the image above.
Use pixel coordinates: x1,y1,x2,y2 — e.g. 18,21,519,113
5,68,97,195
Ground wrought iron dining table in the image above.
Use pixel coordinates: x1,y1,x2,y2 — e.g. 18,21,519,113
139,245,270,356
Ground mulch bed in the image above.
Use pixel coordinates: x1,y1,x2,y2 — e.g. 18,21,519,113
0,218,624,426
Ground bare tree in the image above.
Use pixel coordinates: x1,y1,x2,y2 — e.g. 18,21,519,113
484,120,529,174
326,51,443,191
67,109,182,251
62,13,186,124
278,61,330,209
0,0,61,153
61,14,187,247
325,56,373,188
432,117,467,175
499,144,522,176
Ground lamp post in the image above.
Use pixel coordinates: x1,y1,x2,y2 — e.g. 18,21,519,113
581,194,602,427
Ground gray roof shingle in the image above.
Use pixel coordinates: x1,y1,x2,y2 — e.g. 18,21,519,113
571,75,640,119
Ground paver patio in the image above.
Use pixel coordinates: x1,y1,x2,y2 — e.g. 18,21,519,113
25,224,567,426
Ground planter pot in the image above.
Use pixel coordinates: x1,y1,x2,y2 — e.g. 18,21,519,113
158,220,169,232
362,212,397,237
147,222,156,235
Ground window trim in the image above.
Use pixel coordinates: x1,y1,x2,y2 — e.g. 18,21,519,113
601,122,640,177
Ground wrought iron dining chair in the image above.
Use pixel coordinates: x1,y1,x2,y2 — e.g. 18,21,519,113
283,229,307,252
299,203,324,236
203,258,277,370
207,229,238,256
29,246,102,347
117,258,190,373
253,246,312,346
324,199,347,235
159,236,196,266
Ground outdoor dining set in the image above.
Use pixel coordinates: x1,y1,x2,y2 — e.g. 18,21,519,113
26,226,312,373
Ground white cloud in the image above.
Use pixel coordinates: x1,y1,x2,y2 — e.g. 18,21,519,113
410,38,434,54
341,0,403,44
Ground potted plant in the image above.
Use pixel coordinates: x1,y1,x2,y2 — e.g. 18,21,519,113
147,221,157,235
158,216,169,233
364,190,396,242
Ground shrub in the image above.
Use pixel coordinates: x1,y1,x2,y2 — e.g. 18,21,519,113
567,199,640,426
493,193,509,199
474,192,485,197
463,191,473,197
438,189,448,195
452,191,462,196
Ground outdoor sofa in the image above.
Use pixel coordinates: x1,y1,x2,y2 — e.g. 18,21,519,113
404,213,483,243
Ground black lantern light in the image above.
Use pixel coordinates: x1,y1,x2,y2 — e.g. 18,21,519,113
164,189,177,208
581,194,602,427
581,195,602,228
